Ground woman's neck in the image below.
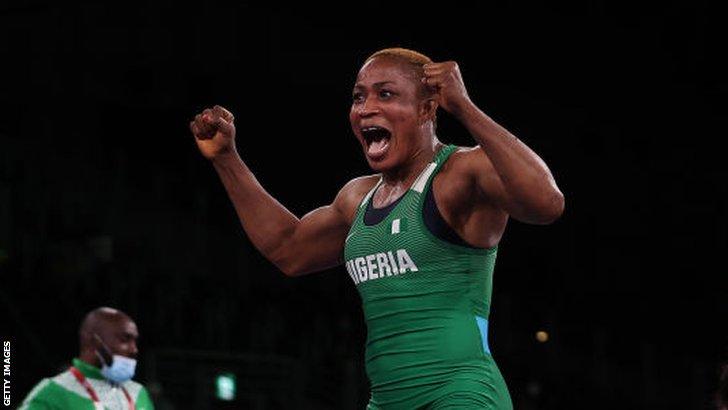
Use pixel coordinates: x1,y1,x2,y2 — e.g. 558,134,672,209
382,137,442,185
374,138,442,207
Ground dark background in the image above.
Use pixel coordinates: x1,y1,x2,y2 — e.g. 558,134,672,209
1,1,726,409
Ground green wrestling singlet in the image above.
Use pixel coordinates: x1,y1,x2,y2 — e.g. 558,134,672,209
344,144,513,409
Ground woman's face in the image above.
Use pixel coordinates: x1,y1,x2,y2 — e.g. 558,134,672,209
350,57,430,172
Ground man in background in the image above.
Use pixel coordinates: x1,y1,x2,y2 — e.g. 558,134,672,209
19,307,154,409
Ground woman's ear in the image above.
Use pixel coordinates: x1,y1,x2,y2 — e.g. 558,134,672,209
420,98,438,124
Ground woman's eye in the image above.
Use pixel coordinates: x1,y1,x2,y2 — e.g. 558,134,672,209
379,90,393,99
353,93,364,103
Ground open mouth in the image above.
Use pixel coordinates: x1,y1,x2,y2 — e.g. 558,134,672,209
361,126,392,160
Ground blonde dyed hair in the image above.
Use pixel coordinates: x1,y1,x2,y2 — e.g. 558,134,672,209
366,47,433,67
365,47,434,99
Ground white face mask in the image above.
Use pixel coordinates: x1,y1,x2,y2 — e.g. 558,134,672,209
99,354,137,384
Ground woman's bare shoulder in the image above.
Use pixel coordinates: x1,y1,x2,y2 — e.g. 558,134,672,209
334,174,381,221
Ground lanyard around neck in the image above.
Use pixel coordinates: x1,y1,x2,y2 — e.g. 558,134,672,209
70,366,135,410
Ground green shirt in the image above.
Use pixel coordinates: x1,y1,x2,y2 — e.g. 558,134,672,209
19,358,154,410
344,145,508,408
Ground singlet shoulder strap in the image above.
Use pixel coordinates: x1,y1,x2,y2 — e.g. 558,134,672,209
358,176,383,209
412,144,458,193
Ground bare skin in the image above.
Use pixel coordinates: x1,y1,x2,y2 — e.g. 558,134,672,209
78,307,139,368
190,55,564,276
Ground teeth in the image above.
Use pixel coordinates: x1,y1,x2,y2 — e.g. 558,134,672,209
361,126,391,146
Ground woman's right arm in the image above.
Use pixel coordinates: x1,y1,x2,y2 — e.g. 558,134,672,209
190,105,370,276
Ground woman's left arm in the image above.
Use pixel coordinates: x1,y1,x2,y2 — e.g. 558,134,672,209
424,61,565,225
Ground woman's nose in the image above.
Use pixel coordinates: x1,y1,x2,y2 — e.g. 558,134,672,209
358,98,380,117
